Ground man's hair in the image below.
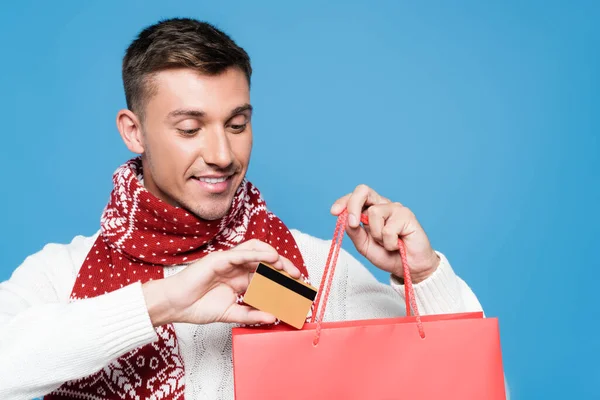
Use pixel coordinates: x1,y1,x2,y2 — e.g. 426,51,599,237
122,18,252,118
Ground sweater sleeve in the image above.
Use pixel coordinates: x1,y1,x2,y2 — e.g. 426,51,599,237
291,229,485,320
339,249,483,320
388,251,484,315
0,239,158,400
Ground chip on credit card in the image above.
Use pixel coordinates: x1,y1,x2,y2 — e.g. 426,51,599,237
243,262,317,329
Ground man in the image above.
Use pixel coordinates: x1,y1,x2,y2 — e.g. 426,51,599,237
0,18,485,399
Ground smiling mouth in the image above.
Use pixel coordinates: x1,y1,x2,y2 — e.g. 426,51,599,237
196,176,229,184
192,174,234,194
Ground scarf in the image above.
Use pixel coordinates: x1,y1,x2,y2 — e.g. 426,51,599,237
45,157,310,399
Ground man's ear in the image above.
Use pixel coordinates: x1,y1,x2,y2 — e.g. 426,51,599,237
116,109,145,154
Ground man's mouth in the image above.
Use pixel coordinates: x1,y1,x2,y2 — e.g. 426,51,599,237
196,176,229,184
192,174,234,194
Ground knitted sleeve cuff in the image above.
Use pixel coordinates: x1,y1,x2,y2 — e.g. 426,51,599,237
73,281,158,366
390,251,463,315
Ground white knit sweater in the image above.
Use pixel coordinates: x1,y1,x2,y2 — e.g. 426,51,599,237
0,229,485,400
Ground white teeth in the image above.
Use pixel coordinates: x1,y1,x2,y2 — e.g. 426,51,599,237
198,176,228,184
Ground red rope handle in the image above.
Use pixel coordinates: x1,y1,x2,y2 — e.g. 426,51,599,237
310,211,347,325
312,209,425,346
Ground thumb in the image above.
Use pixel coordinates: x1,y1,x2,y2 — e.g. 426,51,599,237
223,304,277,325
344,220,370,256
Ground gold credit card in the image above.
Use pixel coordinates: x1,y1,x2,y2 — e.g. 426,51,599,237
243,262,317,329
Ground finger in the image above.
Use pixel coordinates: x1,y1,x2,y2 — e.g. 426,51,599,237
227,271,254,294
366,204,389,244
213,249,279,273
242,253,300,279
236,239,297,272
382,206,415,251
345,222,370,257
278,255,301,279
330,193,351,216
224,304,277,325
237,240,301,278
235,239,277,254
346,185,388,228
382,224,402,252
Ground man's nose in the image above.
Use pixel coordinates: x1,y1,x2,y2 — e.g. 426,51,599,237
201,127,234,169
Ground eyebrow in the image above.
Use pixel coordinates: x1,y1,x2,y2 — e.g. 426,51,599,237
229,104,253,119
166,104,253,121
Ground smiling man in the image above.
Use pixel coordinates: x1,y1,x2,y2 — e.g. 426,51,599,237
126,67,254,220
0,18,487,399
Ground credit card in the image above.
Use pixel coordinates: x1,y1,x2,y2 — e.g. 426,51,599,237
243,262,317,329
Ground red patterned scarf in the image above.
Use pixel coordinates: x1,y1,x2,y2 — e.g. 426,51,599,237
45,157,310,399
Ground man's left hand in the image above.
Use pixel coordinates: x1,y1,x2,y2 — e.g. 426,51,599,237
331,185,440,284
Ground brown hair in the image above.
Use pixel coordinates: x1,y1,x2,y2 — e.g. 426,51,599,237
122,18,252,118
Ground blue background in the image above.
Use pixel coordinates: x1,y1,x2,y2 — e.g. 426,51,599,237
1,1,598,398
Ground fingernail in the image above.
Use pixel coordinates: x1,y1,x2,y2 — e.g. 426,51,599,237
348,214,358,227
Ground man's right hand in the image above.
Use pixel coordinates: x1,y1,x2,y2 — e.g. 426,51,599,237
142,239,300,327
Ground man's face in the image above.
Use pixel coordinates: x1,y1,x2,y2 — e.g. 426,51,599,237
137,67,252,220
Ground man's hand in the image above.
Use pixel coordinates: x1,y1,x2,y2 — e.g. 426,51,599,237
142,239,300,327
331,185,440,284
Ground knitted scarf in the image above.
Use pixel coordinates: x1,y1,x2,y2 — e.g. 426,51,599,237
44,157,310,400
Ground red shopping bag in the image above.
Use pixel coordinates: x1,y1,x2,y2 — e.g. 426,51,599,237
232,211,506,399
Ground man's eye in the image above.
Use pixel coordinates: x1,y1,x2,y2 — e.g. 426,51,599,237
178,128,200,135
229,124,247,133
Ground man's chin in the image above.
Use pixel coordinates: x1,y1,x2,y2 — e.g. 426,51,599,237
180,176,244,220
181,197,234,221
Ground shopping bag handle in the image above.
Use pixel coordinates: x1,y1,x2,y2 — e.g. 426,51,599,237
311,209,425,345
